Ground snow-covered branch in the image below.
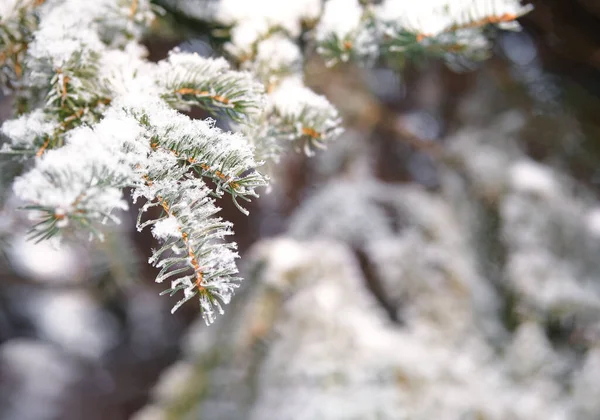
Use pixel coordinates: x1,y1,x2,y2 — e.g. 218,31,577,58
0,0,534,322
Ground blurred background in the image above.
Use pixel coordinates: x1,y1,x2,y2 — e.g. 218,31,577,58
3,0,600,419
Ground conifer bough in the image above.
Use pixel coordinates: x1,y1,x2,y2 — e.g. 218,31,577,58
0,0,532,324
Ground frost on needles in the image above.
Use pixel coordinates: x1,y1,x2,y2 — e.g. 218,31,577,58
0,0,532,324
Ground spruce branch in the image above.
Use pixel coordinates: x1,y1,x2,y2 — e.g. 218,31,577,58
157,51,266,122
0,0,45,91
11,107,146,242
1,50,112,157
7,93,261,323
127,96,262,322
137,178,240,325
128,96,268,214
264,78,343,157
155,1,345,162
315,0,533,68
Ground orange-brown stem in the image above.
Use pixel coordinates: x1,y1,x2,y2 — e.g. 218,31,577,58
156,195,205,290
302,127,322,139
151,144,239,190
36,137,51,157
175,88,231,105
61,75,70,106
71,192,86,208
129,0,138,18
452,13,518,31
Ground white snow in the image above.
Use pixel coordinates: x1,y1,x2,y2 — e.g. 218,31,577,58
315,0,363,42
509,160,559,198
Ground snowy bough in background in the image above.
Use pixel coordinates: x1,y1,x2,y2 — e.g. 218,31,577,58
0,0,532,324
